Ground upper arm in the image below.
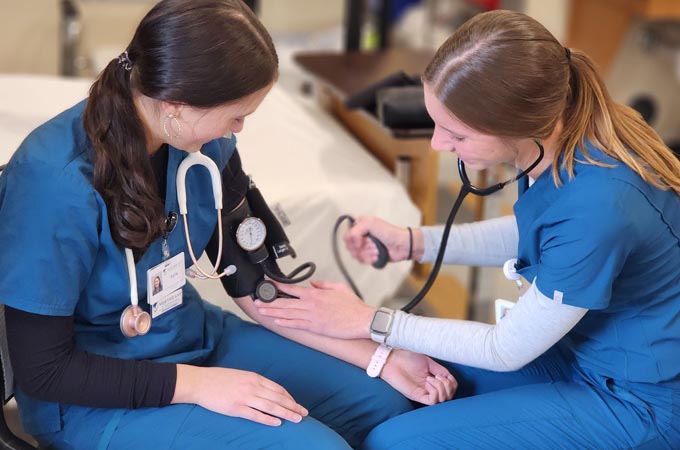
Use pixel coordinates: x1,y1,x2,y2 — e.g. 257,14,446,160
0,162,100,315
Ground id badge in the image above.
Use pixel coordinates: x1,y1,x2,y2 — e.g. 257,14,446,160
147,252,186,318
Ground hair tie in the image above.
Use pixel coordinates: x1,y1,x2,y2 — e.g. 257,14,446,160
117,51,133,71
406,227,413,260
564,47,571,62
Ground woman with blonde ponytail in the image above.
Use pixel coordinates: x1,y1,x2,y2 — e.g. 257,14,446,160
256,9,680,449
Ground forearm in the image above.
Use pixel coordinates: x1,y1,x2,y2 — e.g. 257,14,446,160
386,283,587,371
418,215,518,266
234,296,379,369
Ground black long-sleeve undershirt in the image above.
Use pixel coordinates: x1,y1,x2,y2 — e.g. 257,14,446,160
5,306,177,408
5,146,249,408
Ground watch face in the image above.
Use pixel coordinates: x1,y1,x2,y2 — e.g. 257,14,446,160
371,310,392,334
235,217,267,251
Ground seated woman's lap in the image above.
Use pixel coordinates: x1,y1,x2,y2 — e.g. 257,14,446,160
40,312,413,450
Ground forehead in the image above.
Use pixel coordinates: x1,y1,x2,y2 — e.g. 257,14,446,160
194,85,271,117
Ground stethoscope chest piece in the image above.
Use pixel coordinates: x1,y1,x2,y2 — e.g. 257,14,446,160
120,304,152,338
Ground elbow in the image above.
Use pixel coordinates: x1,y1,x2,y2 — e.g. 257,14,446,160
14,372,59,402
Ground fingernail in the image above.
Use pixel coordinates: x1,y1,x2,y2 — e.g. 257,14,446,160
293,414,302,423
426,376,434,382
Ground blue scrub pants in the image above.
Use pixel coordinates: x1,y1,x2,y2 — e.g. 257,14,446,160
36,313,413,450
362,347,680,450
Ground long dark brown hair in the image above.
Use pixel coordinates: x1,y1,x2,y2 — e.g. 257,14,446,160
423,10,680,195
84,0,278,255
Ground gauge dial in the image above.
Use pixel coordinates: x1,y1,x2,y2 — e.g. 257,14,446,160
235,217,267,251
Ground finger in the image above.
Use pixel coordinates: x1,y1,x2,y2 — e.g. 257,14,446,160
344,226,366,249
257,389,309,417
257,306,310,322
255,297,306,310
408,386,434,406
420,382,439,406
436,374,456,400
310,280,351,292
255,377,297,402
270,281,312,298
428,360,453,378
234,405,282,426
249,397,304,424
359,245,378,259
272,318,314,331
426,376,447,403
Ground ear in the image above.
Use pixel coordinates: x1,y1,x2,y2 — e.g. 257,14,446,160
160,101,182,118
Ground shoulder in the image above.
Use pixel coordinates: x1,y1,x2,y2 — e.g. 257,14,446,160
8,101,95,193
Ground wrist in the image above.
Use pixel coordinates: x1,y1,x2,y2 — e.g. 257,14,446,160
397,227,412,261
172,364,200,405
366,343,393,378
411,228,425,261
360,305,378,339
369,307,395,344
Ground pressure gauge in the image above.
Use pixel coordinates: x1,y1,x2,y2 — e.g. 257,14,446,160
235,217,267,252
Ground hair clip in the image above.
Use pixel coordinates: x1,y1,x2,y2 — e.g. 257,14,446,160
118,51,133,71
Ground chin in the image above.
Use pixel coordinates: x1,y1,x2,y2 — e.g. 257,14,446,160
459,160,487,171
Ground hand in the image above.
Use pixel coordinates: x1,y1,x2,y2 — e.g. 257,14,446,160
177,365,308,426
380,350,457,405
255,280,375,340
344,216,413,265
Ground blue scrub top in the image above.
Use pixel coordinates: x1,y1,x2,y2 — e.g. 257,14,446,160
514,142,680,385
0,101,236,434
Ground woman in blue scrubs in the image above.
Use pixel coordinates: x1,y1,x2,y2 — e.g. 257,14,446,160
0,1,456,449
256,10,680,449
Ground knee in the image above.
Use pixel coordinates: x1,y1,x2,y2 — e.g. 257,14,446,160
279,418,352,450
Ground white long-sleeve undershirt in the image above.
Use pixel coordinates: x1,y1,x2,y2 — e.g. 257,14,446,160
420,215,518,267
387,282,588,371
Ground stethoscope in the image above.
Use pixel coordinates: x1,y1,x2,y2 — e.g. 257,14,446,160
334,139,545,313
120,151,237,338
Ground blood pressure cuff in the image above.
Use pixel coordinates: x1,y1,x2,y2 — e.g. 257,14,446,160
206,198,266,298
206,149,291,298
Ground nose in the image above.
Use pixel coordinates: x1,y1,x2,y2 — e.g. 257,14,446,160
231,120,244,134
430,126,453,152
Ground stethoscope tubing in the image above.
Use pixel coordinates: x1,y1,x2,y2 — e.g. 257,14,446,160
335,140,545,313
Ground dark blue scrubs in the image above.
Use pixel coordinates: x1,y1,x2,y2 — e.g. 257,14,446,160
363,143,680,449
0,102,412,449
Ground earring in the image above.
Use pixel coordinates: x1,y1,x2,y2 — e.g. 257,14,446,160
163,114,181,139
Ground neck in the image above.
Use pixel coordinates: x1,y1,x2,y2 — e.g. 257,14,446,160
516,122,562,180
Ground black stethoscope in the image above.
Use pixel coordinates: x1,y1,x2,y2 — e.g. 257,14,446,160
334,139,545,313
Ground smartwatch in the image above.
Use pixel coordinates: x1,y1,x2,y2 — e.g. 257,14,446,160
369,307,395,344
